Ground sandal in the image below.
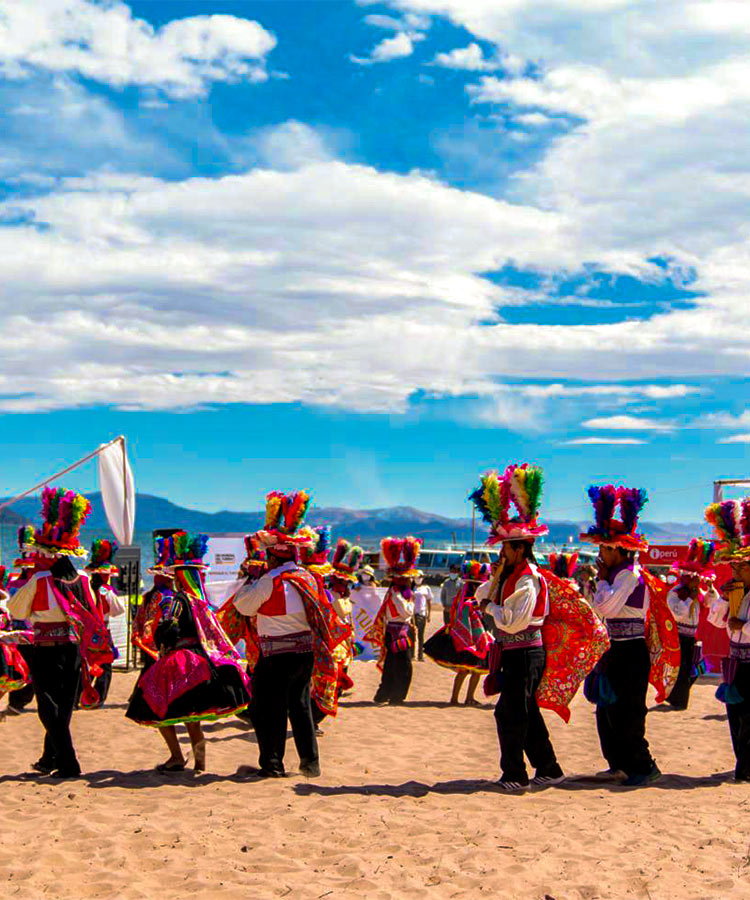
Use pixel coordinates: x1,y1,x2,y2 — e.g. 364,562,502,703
156,758,186,773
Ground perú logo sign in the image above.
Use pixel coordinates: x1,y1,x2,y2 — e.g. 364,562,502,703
647,546,686,562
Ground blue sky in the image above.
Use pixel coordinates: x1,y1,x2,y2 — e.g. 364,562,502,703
0,0,748,523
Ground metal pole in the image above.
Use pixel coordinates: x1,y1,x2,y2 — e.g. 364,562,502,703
471,506,476,556
0,435,126,514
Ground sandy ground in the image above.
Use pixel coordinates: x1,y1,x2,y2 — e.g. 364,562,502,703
1,639,749,900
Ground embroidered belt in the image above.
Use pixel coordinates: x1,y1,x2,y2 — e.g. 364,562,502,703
607,619,645,640
677,624,698,638
729,642,750,662
260,631,313,657
33,621,74,645
497,627,543,649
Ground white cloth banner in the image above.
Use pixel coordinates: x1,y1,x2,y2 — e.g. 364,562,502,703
350,584,387,662
203,535,247,608
98,440,135,545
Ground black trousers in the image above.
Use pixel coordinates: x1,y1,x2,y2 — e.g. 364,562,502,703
595,639,655,777
93,662,113,705
30,642,82,775
9,644,35,710
494,646,561,784
442,608,451,626
666,634,697,709
728,661,750,781
251,650,317,775
411,615,427,660
374,647,412,704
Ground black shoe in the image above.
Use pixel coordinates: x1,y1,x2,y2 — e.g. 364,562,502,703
31,759,56,775
623,765,661,787
299,763,321,778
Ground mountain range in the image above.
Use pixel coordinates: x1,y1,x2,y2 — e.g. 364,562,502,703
0,492,705,547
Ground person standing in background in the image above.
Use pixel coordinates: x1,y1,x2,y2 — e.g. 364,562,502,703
411,570,432,661
84,539,125,706
439,565,462,626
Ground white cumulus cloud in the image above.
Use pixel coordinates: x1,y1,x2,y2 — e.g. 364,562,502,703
0,0,277,97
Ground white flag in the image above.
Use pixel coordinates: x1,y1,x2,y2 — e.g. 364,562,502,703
98,439,135,545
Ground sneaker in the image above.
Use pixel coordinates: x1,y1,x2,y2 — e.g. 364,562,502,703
495,779,528,793
595,767,627,781
622,765,661,787
299,763,321,778
30,760,56,776
530,773,566,789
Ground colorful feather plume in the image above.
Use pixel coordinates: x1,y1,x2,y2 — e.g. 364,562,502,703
89,538,118,569
314,525,331,555
586,484,618,538
380,537,403,571
461,560,490,582
282,491,311,534
618,487,648,534
705,500,742,545
548,552,579,579
17,525,34,549
508,463,544,521
685,538,714,568
264,492,284,531
468,470,509,526
402,536,422,571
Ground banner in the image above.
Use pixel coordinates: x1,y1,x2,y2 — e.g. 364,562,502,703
204,535,246,608
350,584,386,661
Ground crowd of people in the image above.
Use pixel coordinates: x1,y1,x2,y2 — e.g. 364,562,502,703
1,465,749,793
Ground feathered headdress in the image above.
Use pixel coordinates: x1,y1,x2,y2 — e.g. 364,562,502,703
381,535,422,579
166,531,210,569
257,490,313,548
705,498,750,561
85,538,119,574
580,485,649,551
468,463,549,544
670,537,716,577
548,552,579,579
330,538,364,583
461,560,491,583
298,525,333,575
23,486,92,557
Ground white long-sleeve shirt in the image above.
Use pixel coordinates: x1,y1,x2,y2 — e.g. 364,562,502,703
98,586,126,622
593,564,649,621
479,569,545,635
708,588,750,647
8,571,67,624
232,561,311,637
385,590,414,623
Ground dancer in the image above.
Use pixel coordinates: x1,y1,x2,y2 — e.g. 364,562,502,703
326,538,361,695
0,572,33,721
5,531,37,713
411,570,433,661
8,487,111,778
581,485,661,786
366,537,420,706
705,498,750,782
232,492,348,778
424,560,492,705
665,539,716,710
132,534,175,673
470,465,564,792
83,539,125,705
126,532,251,772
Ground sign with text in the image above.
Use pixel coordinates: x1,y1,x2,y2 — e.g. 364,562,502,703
642,545,689,567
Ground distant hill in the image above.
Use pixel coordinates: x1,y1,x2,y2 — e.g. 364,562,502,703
0,492,705,547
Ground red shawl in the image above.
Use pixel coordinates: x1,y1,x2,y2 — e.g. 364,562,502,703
536,570,610,722
642,569,680,702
